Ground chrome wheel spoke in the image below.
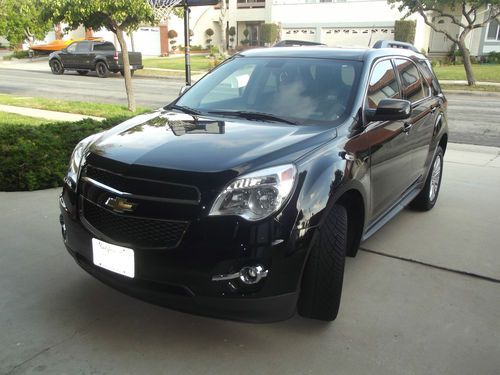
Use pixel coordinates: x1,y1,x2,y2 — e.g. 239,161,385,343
429,155,442,201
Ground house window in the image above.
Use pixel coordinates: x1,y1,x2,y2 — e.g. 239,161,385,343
487,18,500,41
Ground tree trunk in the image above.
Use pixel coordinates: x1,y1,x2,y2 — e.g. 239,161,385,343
115,28,136,112
458,37,476,86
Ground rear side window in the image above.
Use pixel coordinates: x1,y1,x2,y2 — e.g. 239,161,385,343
394,59,426,103
366,59,400,109
417,60,440,95
93,42,116,52
75,41,91,53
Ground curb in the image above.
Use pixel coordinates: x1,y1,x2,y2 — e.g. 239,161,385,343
442,90,500,97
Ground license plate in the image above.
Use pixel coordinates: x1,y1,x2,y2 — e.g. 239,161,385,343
92,238,135,278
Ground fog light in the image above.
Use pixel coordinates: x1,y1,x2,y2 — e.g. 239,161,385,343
212,265,268,284
239,265,268,284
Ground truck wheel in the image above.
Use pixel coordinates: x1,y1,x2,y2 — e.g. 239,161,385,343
95,61,109,78
50,60,64,75
298,204,347,321
77,70,88,76
410,146,444,211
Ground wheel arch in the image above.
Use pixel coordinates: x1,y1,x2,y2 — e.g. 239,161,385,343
335,189,365,257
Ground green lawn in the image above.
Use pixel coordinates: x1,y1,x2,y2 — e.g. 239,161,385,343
0,111,53,126
143,55,211,71
0,94,147,119
433,64,500,82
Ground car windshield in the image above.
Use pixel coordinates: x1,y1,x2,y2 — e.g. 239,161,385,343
175,56,362,125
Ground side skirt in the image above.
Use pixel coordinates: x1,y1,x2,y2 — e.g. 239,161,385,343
361,181,422,241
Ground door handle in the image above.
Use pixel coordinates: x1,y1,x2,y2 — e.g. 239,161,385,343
403,122,412,134
430,106,437,114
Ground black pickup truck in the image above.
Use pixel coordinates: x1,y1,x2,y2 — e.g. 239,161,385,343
49,40,143,78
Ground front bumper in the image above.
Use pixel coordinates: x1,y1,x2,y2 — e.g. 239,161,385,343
59,187,312,322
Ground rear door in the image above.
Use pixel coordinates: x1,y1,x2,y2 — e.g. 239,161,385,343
393,58,437,182
364,58,415,221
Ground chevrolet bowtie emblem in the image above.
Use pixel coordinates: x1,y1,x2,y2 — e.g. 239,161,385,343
104,197,137,213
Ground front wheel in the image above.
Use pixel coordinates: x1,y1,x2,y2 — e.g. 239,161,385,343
298,204,347,321
49,60,64,75
410,146,444,211
95,61,109,78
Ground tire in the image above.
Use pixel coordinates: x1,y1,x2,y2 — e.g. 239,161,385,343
49,59,64,75
77,70,88,76
410,146,444,211
95,61,109,78
120,70,135,77
298,204,348,321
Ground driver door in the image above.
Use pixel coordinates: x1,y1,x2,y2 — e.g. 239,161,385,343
364,59,415,222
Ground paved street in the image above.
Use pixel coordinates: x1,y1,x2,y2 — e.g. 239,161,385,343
0,143,499,375
1,67,500,147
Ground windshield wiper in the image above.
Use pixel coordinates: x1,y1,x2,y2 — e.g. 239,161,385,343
207,110,299,125
166,104,202,116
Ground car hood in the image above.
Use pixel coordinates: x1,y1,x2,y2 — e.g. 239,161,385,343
88,111,337,174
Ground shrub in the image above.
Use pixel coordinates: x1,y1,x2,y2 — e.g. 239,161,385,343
394,20,416,44
0,117,126,191
260,23,280,45
168,29,178,39
3,50,31,60
486,51,500,64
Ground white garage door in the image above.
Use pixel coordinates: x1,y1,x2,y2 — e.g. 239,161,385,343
132,27,161,56
282,28,317,43
321,27,395,48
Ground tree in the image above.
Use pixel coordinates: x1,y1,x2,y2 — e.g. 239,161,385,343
388,0,500,86
218,0,228,52
40,0,155,112
0,0,52,48
205,27,214,47
168,29,178,53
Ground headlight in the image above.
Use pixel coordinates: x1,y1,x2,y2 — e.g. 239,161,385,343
209,164,297,221
65,134,99,190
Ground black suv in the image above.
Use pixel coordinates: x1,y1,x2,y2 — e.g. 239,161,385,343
59,42,447,322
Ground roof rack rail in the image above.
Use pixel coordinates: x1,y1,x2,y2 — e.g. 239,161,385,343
372,40,419,53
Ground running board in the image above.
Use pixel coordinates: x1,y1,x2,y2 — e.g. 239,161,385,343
362,186,421,241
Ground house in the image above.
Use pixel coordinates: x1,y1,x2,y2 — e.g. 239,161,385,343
30,1,500,58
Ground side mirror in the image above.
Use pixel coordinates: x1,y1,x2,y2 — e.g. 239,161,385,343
179,85,191,96
365,99,412,122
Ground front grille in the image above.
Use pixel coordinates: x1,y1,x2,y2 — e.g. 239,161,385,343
82,199,188,249
84,165,200,203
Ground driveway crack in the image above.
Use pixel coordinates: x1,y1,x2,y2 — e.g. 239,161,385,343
359,247,500,284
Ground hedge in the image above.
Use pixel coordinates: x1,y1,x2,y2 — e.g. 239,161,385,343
260,23,280,45
0,117,127,191
394,20,416,44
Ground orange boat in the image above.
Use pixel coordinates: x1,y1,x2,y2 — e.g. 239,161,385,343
31,37,103,52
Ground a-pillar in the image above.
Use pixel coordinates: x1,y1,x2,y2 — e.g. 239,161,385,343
160,24,169,56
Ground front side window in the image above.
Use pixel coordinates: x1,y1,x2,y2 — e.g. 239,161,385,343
66,43,77,53
366,59,400,109
176,57,362,125
394,59,426,103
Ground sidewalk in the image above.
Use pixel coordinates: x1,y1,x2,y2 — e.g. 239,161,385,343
0,104,104,122
440,79,500,86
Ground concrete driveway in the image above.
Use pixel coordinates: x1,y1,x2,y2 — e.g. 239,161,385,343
1,143,499,375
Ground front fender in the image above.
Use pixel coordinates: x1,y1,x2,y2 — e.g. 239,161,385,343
294,139,369,232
